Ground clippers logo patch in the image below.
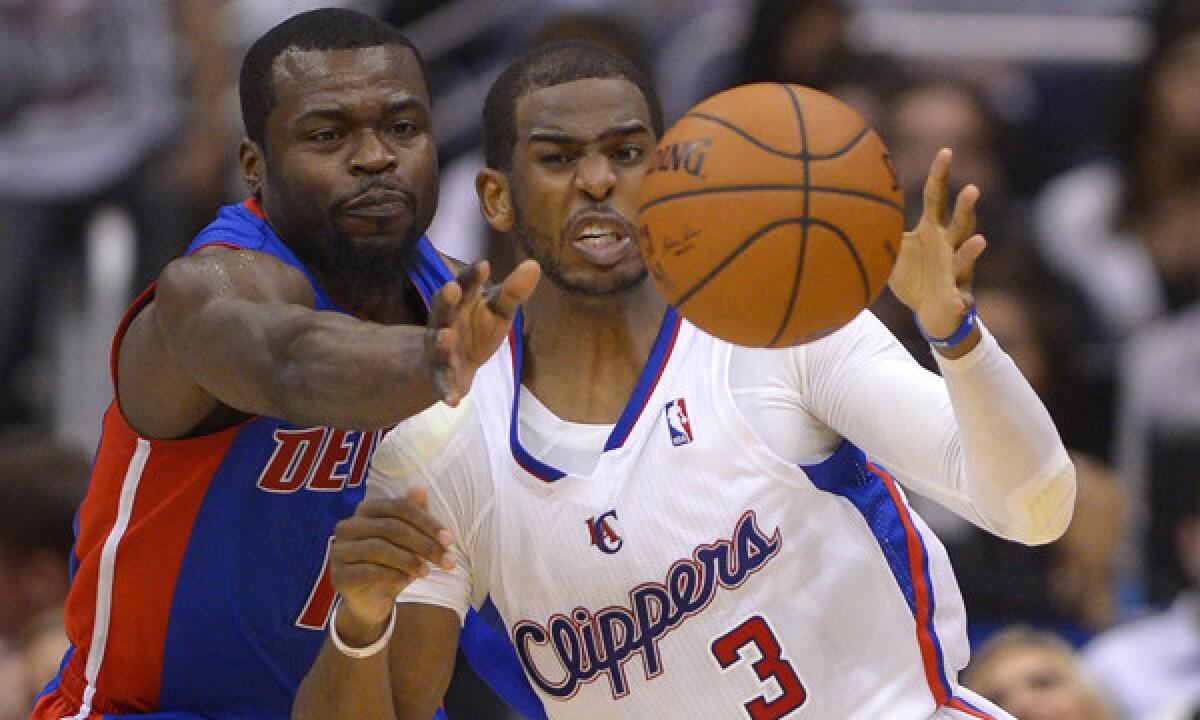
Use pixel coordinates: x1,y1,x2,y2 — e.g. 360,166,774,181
664,398,694,446
587,509,623,554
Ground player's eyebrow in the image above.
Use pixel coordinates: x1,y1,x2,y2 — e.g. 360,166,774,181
294,97,425,125
529,120,651,146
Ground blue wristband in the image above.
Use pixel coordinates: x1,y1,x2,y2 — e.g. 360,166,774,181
916,305,977,349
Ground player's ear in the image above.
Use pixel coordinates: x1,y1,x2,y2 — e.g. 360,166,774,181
476,168,514,233
239,138,265,197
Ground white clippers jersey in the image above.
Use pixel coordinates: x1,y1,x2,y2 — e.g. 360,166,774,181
385,308,1015,720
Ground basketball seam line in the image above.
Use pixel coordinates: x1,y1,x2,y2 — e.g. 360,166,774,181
673,217,812,308
769,84,812,347
684,112,871,162
637,184,904,215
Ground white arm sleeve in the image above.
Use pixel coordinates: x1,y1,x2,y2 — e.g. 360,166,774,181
732,311,1074,544
368,399,494,623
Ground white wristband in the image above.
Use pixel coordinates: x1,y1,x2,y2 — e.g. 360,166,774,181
329,599,396,659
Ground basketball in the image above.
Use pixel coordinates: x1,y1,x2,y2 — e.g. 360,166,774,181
636,83,905,347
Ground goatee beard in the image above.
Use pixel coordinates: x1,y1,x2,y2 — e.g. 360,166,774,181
327,225,422,300
287,219,422,308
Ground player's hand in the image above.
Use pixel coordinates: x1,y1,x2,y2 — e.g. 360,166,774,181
329,486,455,645
426,259,540,406
888,148,987,338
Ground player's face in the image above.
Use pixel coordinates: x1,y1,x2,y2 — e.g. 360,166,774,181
508,77,656,296
972,647,1099,720
249,45,438,288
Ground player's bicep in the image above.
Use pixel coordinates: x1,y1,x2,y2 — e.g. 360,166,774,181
152,249,317,414
389,603,461,720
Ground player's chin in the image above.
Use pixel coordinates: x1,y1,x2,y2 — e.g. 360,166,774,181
563,265,648,297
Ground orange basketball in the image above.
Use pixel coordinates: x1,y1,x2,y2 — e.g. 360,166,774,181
636,83,904,347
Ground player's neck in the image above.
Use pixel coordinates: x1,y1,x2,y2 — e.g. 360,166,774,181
519,280,668,424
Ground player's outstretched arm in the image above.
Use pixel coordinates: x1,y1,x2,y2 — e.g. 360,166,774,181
292,487,461,720
887,147,988,359
822,148,1074,544
119,248,538,437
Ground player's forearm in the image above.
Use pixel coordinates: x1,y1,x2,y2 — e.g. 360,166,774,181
265,314,442,429
292,640,397,720
935,321,1075,544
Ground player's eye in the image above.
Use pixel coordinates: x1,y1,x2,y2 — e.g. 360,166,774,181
539,152,573,167
390,120,418,138
612,145,644,164
307,129,342,143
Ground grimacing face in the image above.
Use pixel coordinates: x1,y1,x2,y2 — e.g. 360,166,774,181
247,44,438,290
507,76,656,297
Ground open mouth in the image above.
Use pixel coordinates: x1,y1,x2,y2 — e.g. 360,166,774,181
569,215,635,267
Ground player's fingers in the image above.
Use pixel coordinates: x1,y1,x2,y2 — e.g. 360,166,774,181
954,234,987,286
428,281,463,329
407,484,429,513
921,148,952,226
334,536,435,576
487,259,541,318
945,185,979,249
453,262,490,300
352,497,453,547
336,518,452,571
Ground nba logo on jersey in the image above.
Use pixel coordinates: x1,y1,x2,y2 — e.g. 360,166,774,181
664,398,694,446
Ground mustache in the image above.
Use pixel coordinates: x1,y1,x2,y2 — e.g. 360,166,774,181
332,180,417,212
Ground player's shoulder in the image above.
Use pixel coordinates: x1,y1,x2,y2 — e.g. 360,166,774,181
158,244,314,310
375,395,487,478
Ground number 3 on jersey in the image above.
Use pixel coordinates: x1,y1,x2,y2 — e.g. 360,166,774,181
712,615,807,719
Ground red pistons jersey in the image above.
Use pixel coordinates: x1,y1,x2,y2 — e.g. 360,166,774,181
35,200,454,718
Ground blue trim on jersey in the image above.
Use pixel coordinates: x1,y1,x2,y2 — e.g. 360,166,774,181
507,307,681,482
408,236,453,305
460,600,548,720
802,441,952,697
952,694,996,718
604,307,681,451
506,312,566,482
187,203,345,313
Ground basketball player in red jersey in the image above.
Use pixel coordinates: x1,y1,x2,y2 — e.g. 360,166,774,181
31,9,537,719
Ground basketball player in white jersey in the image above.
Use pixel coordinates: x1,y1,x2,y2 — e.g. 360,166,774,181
294,41,1075,720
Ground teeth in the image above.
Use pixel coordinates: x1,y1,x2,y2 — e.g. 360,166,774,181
579,224,622,245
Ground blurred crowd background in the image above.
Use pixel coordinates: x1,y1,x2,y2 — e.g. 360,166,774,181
1,0,1198,718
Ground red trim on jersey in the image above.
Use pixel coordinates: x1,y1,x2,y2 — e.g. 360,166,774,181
868,460,950,707
946,696,1000,719
61,404,242,711
67,267,259,711
30,685,108,719
243,196,265,218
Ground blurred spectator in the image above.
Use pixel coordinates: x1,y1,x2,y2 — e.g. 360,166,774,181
0,0,231,430
1116,304,1200,603
1083,481,1200,720
0,434,89,719
962,626,1121,720
1033,6,1200,342
722,0,895,127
